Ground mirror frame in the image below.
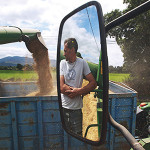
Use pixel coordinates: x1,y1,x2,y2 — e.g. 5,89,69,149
57,1,109,145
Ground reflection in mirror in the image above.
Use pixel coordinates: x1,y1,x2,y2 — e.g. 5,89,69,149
107,10,150,139
59,5,103,141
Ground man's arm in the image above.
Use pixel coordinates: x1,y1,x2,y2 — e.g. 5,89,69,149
80,72,97,95
66,73,97,98
60,75,72,95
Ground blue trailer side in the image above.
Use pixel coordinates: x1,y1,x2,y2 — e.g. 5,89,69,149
0,96,93,150
0,81,137,150
107,81,137,150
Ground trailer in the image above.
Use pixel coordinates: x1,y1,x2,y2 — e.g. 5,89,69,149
0,81,137,150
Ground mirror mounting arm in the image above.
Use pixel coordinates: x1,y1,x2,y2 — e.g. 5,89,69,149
105,0,150,33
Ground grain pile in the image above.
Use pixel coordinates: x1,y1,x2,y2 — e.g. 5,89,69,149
82,80,99,141
26,38,57,96
82,80,114,141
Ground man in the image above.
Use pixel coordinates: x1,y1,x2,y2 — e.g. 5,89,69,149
60,38,97,136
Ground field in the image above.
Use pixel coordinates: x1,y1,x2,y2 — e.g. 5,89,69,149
109,73,130,82
0,70,37,81
0,70,56,82
0,71,129,83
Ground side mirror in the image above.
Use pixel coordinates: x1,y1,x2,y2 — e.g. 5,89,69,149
57,1,109,145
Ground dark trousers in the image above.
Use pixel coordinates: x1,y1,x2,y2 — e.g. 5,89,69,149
62,108,82,136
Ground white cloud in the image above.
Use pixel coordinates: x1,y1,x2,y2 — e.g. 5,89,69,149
0,43,31,59
0,0,126,66
107,37,124,66
0,0,126,31
98,0,127,14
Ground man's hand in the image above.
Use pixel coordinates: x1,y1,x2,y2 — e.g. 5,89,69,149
65,87,81,98
60,72,97,99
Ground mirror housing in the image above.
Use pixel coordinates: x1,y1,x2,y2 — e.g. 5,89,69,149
57,1,109,145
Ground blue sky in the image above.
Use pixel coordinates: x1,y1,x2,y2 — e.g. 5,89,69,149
0,0,126,66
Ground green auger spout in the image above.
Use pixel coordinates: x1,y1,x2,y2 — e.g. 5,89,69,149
0,26,47,52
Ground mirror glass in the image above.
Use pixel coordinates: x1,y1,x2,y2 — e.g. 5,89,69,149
59,5,103,141
107,10,150,139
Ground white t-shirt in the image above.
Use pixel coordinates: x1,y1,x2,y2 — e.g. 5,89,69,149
60,57,91,110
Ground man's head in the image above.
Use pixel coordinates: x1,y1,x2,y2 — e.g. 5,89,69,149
63,38,78,62
64,38,78,53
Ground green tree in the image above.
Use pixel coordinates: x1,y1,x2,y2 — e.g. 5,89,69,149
16,64,23,70
23,64,33,71
104,0,150,96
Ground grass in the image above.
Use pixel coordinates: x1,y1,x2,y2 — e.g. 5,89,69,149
0,70,128,83
0,70,56,82
0,70,38,82
109,73,130,82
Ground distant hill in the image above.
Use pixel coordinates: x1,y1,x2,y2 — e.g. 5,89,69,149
0,56,33,66
0,56,56,67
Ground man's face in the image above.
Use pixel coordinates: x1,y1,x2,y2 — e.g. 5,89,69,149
63,43,72,61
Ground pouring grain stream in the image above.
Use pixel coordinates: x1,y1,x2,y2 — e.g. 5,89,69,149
25,38,55,96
